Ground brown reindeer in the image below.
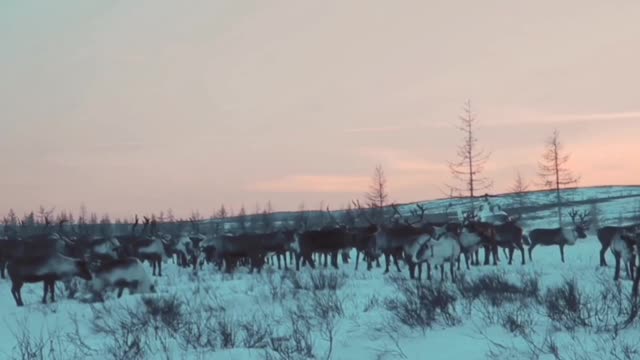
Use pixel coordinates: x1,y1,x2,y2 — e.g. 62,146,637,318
7,253,92,306
528,209,590,263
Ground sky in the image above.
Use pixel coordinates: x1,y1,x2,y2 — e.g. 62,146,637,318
1,1,639,219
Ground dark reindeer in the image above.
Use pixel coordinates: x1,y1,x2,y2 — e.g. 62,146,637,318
492,219,527,265
7,253,92,306
322,206,379,271
207,230,296,273
528,209,590,263
292,226,363,271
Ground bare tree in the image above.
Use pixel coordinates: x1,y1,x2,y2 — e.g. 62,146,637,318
510,171,530,211
99,214,112,238
166,208,175,223
78,204,88,225
260,201,274,232
6,209,18,226
537,129,580,225
341,203,356,228
446,100,492,211
236,205,247,233
216,204,228,219
365,164,389,223
293,202,308,230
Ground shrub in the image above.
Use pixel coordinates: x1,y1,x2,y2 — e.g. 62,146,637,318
544,279,592,330
309,270,347,291
456,271,540,307
385,276,459,330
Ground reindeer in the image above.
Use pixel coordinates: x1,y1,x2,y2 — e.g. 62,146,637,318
353,202,431,275
291,227,360,271
610,229,638,281
409,231,462,282
486,216,527,265
455,220,496,269
129,217,169,276
7,253,92,306
90,257,156,300
528,209,590,263
597,224,640,267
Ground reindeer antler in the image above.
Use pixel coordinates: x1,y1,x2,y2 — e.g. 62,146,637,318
58,218,68,233
390,204,413,226
352,200,375,225
409,204,427,224
578,209,591,228
325,206,344,228
567,208,579,224
131,215,139,235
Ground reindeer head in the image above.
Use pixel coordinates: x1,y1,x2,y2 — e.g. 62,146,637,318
568,208,590,239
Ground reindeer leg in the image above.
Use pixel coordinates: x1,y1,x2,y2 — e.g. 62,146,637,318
355,251,360,271
426,263,432,281
528,242,536,262
376,257,381,268
331,251,339,269
450,260,455,283
42,281,49,304
624,259,631,280
408,261,415,279
559,244,565,263
600,242,609,267
384,253,391,274
483,245,491,265
50,280,55,303
614,253,621,281
417,263,422,281
440,263,445,282
518,243,526,265
394,253,402,272
12,282,24,307
508,247,515,265
117,286,125,298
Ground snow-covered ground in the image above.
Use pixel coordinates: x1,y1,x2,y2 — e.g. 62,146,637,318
1,186,640,360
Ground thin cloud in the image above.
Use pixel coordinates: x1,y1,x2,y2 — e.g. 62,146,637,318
546,111,640,122
344,122,450,134
357,147,447,173
248,175,370,193
483,111,640,127
345,111,640,134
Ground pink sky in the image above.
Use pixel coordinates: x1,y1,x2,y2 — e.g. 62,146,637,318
1,1,639,219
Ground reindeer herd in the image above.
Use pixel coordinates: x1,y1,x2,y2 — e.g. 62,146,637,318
0,202,639,307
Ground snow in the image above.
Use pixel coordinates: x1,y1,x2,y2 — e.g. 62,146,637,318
1,186,640,359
